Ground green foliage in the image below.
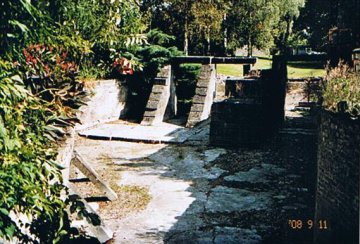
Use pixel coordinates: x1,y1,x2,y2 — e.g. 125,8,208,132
0,57,102,242
286,31,309,47
0,0,38,57
174,64,201,116
225,0,305,55
20,44,86,120
111,29,181,81
294,0,360,51
175,64,201,99
0,0,149,242
53,0,145,71
0,58,69,243
142,0,305,55
322,62,360,117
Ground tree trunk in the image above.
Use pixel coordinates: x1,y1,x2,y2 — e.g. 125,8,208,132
184,14,189,56
247,35,252,57
207,30,211,55
224,13,227,54
281,17,292,55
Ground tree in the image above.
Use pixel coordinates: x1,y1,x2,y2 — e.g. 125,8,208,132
294,0,360,52
225,0,305,56
191,0,227,55
275,0,306,53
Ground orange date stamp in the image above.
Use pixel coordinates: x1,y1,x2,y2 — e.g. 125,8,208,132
288,220,329,230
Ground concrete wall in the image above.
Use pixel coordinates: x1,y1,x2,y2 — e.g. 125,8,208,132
76,79,128,129
315,110,360,244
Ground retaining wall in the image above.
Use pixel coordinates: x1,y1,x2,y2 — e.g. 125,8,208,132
76,79,128,129
315,110,360,244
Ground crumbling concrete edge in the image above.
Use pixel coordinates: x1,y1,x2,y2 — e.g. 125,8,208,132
56,128,114,243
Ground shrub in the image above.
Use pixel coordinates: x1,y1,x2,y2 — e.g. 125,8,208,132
19,44,86,128
322,61,360,117
0,58,100,243
0,58,69,242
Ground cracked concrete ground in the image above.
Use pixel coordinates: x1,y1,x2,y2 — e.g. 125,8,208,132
72,83,317,243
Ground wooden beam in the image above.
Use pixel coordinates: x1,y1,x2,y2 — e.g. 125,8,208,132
67,185,114,243
171,56,257,64
72,150,118,201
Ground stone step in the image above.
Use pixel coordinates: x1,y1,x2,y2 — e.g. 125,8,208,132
280,128,316,136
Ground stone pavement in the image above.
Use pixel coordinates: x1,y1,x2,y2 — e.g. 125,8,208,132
74,111,316,244
72,80,317,243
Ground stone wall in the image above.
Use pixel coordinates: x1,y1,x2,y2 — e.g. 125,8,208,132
210,66,286,147
314,110,360,244
210,99,266,147
76,79,128,129
186,64,216,127
141,65,176,125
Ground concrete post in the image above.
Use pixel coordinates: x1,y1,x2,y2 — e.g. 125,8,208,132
141,65,174,125
186,64,216,127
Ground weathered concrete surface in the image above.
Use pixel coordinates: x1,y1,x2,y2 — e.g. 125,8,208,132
74,117,317,244
78,120,209,144
77,80,128,130
72,77,318,243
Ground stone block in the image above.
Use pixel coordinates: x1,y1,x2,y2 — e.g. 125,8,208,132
154,78,167,85
77,79,128,129
191,104,205,112
186,64,216,127
141,65,173,125
192,95,206,103
209,100,268,147
143,110,157,116
314,110,360,244
146,100,159,110
197,79,210,88
195,87,208,96
152,85,164,94
149,93,162,101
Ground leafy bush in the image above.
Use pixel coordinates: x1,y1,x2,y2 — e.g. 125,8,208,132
110,29,181,81
174,64,202,116
0,58,101,243
0,59,69,242
322,62,360,117
19,44,86,128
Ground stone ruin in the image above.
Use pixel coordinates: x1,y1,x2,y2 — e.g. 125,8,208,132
210,56,287,147
77,55,289,147
131,56,257,128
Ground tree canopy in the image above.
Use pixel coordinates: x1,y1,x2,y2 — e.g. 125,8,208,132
142,0,306,55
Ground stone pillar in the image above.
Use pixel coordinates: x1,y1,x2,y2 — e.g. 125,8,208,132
272,55,287,127
141,65,174,125
186,64,216,127
164,66,177,121
243,64,251,76
353,48,360,73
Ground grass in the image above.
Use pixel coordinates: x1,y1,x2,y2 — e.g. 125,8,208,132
217,56,326,78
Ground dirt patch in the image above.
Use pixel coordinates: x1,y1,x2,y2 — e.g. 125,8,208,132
99,185,151,220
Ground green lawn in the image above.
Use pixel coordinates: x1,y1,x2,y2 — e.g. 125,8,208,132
217,57,326,78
